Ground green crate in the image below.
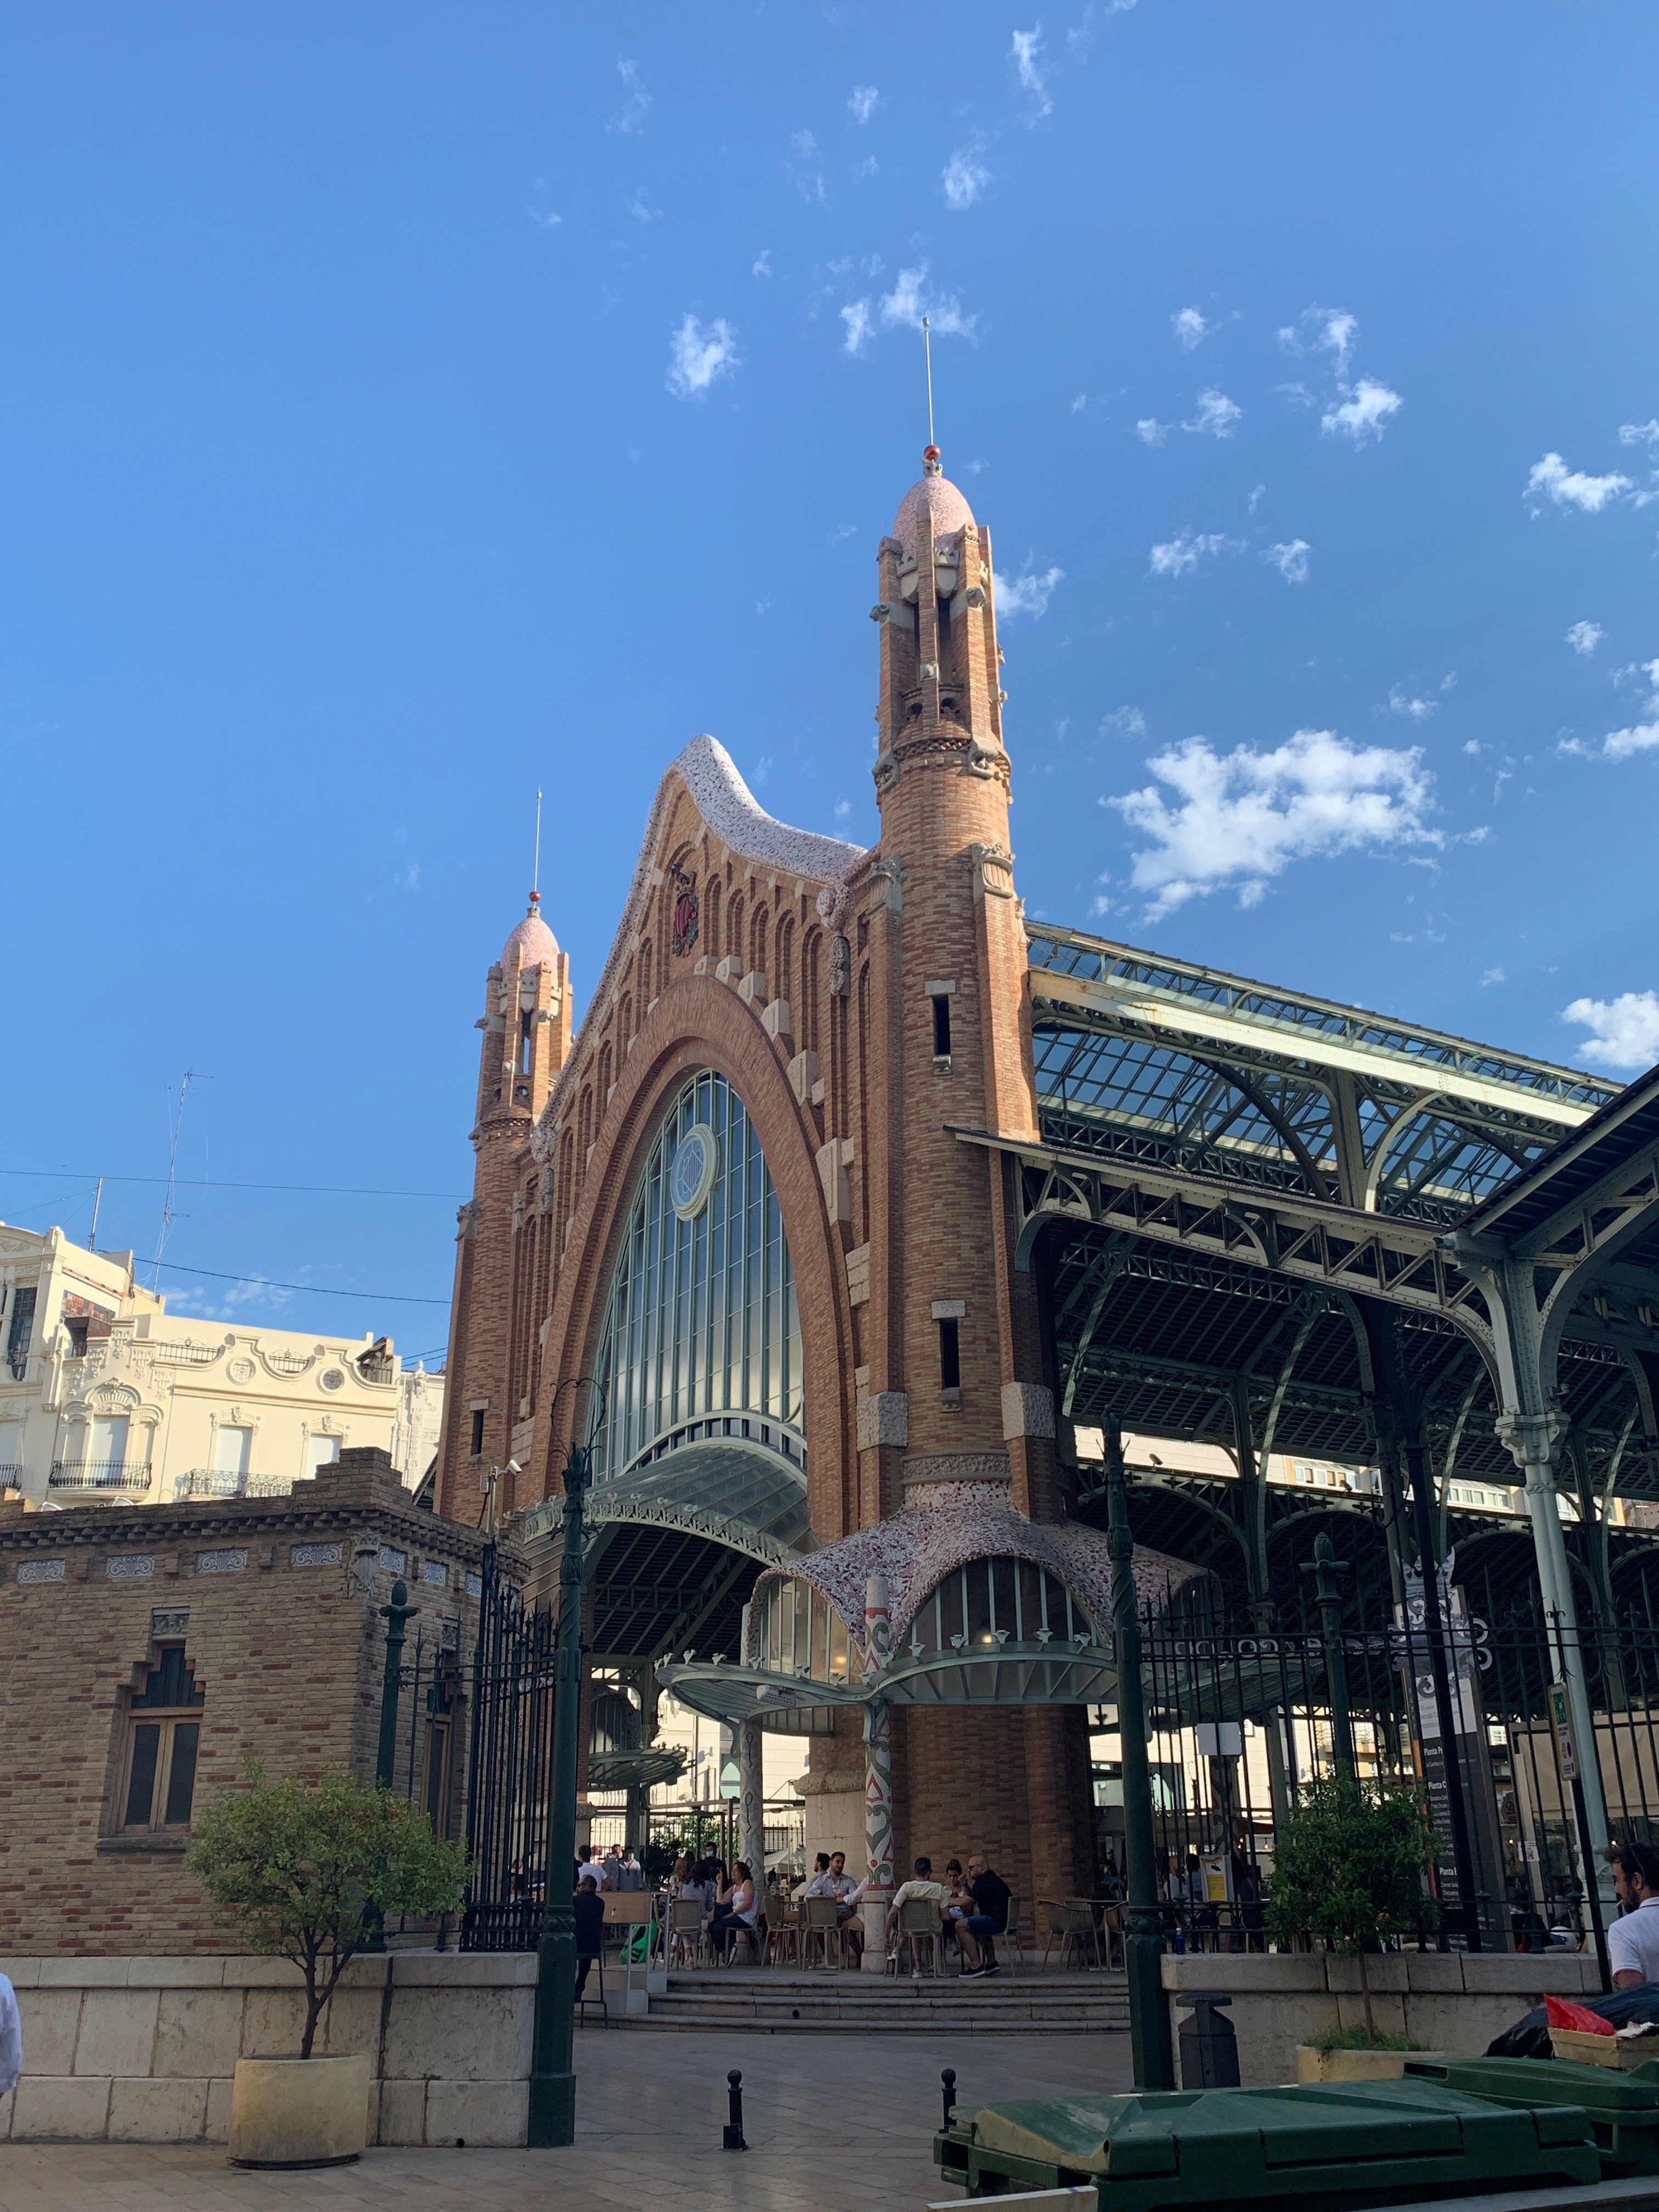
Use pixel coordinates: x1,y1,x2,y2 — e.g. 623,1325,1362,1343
1407,2055,1659,2177
931,2078,1600,2209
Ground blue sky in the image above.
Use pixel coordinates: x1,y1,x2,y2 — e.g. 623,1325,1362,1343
3,3,1657,1345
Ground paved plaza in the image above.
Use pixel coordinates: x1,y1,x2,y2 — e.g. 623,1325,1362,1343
0,2030,1131,2212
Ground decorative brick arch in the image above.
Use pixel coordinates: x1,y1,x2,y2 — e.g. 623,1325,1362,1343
535,973,857,1545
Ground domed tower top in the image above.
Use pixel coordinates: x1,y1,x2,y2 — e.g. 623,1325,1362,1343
891,445,975,556
502,891,560,970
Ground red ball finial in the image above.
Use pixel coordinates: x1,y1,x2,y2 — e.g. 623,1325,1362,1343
923,444,941,463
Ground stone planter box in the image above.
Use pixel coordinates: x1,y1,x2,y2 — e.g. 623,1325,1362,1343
0,1951,537,2146
228,2053,371,2166
1295,2045,1446,2082
1164,1951,1602,2088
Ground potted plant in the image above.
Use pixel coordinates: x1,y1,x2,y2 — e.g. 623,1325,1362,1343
189,1763,469,2166
1264,1771,1442,2081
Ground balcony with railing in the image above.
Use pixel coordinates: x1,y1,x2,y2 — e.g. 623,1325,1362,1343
170,1469,295,1502
49,1460,153,1492
0,1463,25,1491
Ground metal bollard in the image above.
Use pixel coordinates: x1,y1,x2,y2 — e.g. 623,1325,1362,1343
941,2067,957,2129
1177,1991,1240,2088
723,2068,748,2151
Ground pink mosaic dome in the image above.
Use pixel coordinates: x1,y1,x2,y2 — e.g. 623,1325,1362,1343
893,448,975,555
503,895,559,969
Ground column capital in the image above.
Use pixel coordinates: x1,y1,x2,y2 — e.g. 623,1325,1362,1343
1494,1407,1567,1477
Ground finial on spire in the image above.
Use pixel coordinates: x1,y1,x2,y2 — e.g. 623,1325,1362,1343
922,313,935,450
531,785,544,909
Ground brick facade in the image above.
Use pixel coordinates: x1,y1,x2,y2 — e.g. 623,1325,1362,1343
0,1449,506,1956
436,449,1097,1900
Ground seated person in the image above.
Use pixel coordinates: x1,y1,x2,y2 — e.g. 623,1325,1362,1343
942,1860,985,1974
708,1859,760,1960
886,1857,956,1974
963,1852,1011,1975
796,1852,832,1903
573,1874,605,1998
820,1849,868,1961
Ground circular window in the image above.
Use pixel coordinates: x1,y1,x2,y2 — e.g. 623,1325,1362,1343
319,1368,345,1392
669,1123,719,1221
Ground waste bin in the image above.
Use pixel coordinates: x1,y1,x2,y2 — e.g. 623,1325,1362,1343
1407,2055,1659,2177
1177,1992,1240,2089
932,2078,1600,2208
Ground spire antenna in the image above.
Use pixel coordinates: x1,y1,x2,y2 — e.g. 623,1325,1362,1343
922,314,935,450
531,786,544,906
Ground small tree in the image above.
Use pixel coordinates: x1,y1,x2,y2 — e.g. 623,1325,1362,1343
189,1765,471,2059
1265,1773,1440,2041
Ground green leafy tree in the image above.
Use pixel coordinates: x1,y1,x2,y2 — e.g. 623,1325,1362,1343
1265,1773,1440,2040
188,1764,470,2059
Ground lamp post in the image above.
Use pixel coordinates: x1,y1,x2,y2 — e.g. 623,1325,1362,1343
527,1419,591,2148
376,1578,419,1788
1108,1459,1175,2090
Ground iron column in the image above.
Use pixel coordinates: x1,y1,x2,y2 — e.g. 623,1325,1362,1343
1402,1424,1484,1951
1108,1460,1175,2089
528,1435,590,2147
1302,1533,1355,1779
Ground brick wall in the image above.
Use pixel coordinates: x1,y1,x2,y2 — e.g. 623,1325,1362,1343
0,1450,506,1957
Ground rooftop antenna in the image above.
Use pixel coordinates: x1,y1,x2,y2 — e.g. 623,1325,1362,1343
530,786,544,909
88,1176,104,1252
152,1068,206,1292
922,314,936,449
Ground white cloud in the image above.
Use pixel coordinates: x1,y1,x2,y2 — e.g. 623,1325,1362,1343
1185,387,1241,438
667,314,739,399
609,57,651,134
628,190,660,223
848,84,879,123
1525,452,1633,513
943,147,990,210
1566,619,1605,656
1136,417,1167,447
1463,740,1483,757
1481,966,1506,987
1148,529,1242,577
1602,719,1659,763
1279,307,1358,371
1384,686,1437,721
1248,483,1266,514
1265,539,1310,584
834,798,852,823
1561,659,1659,760
1101,706,1147,738
1105,728,1439,918
841,299,873,355
752,250,772,278
1172,307,1209,351
1322,377,1403,445
1619,420,1659,452
524,205,563,231
998,562,1064,618
1011,26,1052,115
1069,0,1136,57
878,264,976,338
1562,990,1659,1070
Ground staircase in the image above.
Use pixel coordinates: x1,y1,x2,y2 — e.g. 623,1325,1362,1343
618,1967,1131,2033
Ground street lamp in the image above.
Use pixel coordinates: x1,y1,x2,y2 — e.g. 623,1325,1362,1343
1107,1458,1175,2090
527,1386,592,2149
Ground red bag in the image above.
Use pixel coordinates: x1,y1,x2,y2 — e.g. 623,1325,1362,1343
1546,1995,1614,2035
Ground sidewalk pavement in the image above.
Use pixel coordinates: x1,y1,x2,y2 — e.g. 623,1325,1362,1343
0,2030,1133,2212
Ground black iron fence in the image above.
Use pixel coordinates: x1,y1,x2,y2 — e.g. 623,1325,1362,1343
460,1550,557,1951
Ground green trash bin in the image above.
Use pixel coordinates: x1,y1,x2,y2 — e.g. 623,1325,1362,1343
1407,2054,1659,2177
932,2078,1601,2208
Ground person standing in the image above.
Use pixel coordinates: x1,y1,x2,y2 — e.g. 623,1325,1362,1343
573,1875,606,2001
617,1847,646,1892
1609,1842,1659,1988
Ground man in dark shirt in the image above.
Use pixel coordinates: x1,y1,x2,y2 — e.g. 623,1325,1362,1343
963,1852,1012,1975
573,1874,606,1996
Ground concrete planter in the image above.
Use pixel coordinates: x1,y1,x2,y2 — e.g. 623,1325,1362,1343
1296,2046,1445,2083
227,2053,371,2168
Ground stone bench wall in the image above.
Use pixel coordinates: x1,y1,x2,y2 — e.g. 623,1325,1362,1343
1163,1950,1606,2087
0,1951,537,2146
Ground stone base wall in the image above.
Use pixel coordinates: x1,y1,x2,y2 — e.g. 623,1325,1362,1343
0,1951,536,2146
1163,1950,1605,2088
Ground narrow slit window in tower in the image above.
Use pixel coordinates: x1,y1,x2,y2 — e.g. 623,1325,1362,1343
932,994,952,1060
938,1316,961,1392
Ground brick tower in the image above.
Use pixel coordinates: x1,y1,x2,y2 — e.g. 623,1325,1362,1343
437,893,571,1516
862,447,1093,1900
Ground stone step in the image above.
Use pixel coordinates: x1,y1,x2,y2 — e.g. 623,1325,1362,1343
615,1971,1130,2032
618,2013,1129,2033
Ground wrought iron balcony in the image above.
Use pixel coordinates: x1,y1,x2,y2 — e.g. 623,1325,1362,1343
170,1469,294,1500
0,1463,25,1490
48,1460,152,1492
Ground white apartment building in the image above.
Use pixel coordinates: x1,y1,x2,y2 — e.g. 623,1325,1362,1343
0,1221,443,1505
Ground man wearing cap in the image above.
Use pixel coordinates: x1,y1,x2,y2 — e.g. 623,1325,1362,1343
1609,1843,1659,1988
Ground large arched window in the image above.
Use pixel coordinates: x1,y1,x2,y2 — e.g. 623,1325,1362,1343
590,1071,803,1483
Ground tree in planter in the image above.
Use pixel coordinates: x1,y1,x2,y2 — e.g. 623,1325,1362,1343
188,1764,471,2061
1264,1773,1440,2042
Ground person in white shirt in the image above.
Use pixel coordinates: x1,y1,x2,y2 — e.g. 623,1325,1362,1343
0,1971,21,2098
1609,1843,1659,1988
815,1849,868,1961
796,1852,832,1902
577,1845,610,1889
887,1856,958,1975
